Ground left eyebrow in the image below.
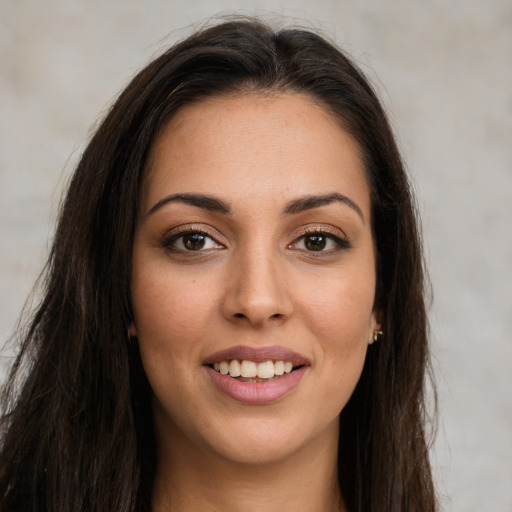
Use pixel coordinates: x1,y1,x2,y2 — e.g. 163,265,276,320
282,193,365,223
146,193,232,217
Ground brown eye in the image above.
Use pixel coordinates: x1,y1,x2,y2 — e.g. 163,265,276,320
163,230,224,253
304,234,327,251
289,231,351,253
182,233,207,250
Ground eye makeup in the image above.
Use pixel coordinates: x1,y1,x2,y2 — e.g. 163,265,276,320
158,220,352,261
289,226,351,254
159,224,225,254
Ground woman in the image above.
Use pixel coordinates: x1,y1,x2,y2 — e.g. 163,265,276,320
0,18,437,512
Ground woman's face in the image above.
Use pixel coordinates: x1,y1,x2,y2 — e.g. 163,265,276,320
131,93,380,466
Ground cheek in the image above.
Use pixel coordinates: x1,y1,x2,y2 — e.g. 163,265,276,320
297,269,376,345
293,267,375,405
131,260,219,342
130,263,223,403
130,264,215,401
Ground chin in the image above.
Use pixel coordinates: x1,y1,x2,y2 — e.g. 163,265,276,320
195,413,340,468
217,429,300,465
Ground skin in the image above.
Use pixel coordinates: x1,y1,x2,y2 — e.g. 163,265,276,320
131,92,381,512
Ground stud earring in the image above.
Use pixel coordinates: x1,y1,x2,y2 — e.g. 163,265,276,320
372,330,383,343
128,324,137,344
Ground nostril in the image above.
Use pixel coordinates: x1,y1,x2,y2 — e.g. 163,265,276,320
232,312,282,321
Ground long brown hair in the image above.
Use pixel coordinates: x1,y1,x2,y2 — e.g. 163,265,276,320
0,17,437,511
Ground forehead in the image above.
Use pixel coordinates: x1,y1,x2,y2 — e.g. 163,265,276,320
142,92,370,216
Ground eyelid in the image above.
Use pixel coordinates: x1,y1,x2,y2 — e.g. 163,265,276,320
289,225,351,251
294,224,347,239
158,223,350,253
160,224,225,251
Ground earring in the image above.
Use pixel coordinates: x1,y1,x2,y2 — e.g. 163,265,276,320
372,330,383,343
128,324,137,344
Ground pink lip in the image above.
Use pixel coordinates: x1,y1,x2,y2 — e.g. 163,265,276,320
204,365,308,404
203,345,310,405
203,345,310,365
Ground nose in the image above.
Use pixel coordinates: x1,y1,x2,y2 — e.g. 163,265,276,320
221,248,292,327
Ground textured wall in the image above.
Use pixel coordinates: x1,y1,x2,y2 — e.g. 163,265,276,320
1,1,511,510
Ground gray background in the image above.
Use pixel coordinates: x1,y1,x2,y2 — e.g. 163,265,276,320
1,1,511,510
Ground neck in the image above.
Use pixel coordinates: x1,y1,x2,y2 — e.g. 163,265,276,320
152,422,345,512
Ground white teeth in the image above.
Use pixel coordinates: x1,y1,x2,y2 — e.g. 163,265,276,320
212,359,297,379
274,360,285,375
229,359,241,377
240,360,258,378
257,360,275,379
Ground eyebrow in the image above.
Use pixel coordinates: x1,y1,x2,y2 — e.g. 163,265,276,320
147,191,364,223
283,193,365,223
147,193,231,217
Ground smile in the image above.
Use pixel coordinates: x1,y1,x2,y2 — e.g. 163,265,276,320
203,346,309,404
212,359,296,380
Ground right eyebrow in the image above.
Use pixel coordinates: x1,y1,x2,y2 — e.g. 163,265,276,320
282,192,365,224
146,193,232,217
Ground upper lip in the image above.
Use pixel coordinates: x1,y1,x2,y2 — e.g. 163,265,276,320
203,345,310,366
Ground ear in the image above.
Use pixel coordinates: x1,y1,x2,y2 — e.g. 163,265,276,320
129,323,137,337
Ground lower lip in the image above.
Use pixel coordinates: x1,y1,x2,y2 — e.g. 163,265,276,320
205,366,307,404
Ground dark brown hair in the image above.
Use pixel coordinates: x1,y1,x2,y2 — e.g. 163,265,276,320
0,17,437,511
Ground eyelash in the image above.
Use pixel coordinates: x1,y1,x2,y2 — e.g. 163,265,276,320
290,228,351,254
161,226,223,253
160,226,351,254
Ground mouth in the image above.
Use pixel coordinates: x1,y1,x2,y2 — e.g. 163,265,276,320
209,359,304,382
203,346,309,404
